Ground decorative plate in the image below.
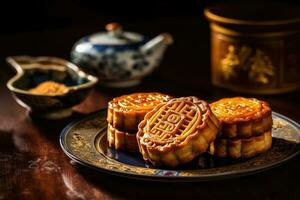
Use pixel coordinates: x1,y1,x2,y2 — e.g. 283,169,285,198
60,110,300,182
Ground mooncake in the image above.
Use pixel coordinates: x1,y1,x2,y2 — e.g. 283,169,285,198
107,92,172,131
137,96,220,167
107,92,172,151
209,97,273,158
210,97,272,138
107,124,138,152
210,130,272,158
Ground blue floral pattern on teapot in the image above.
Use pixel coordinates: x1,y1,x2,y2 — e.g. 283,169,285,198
71,23,173,87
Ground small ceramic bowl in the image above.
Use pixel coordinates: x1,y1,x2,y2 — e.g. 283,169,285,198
6,56,98,119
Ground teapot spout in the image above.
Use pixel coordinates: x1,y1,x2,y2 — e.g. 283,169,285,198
141,33,173,53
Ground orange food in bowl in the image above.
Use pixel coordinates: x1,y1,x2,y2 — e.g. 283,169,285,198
29,81,69,95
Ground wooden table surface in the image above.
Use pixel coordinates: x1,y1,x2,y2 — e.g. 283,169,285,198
1,14,300,200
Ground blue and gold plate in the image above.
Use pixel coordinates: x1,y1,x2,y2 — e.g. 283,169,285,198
60,110,300,181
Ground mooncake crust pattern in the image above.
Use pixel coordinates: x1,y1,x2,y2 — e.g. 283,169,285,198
210,97,272,138
107,93,172,131
209,130,272,159
137,96,220,167
107,124,139,152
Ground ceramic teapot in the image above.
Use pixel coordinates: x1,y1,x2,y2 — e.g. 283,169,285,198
71,23,173,87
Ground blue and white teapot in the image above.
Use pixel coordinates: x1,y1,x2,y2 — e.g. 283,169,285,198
71,23,173,87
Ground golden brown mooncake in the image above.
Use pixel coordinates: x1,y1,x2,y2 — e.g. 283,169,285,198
210,97,272,138
137,97,220,167
107,124,138,152
210,130,272,159
107,92,172,131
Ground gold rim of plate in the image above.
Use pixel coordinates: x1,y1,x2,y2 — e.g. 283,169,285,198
60,109,300,181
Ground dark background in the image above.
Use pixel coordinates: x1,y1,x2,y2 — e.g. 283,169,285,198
1,0,299,89
1,1,300,200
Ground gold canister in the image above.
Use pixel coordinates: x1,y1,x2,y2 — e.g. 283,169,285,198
205,3,300,94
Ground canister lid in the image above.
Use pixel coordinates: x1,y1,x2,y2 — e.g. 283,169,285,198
205,3,300,26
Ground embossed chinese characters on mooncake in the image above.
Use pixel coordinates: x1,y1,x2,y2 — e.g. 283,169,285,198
137,97,220,167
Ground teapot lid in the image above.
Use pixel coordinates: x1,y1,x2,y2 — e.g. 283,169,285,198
87,23,146,46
